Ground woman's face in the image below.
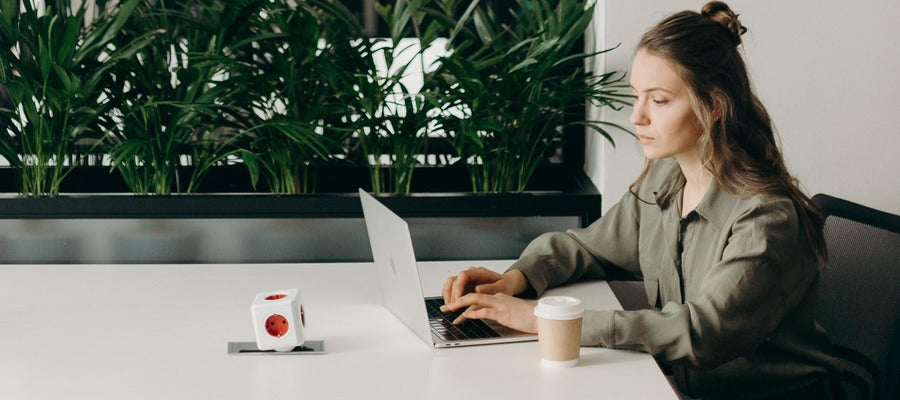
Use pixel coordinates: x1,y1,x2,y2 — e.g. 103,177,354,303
629,48,703,161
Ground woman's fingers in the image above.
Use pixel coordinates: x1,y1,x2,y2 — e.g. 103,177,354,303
443,292,495,312
446,293,502,324
441,276,457,305
454,305,493,324
445,292,538,333
441,267,502,310
451,268,474,301
473,269,528,296
441,269,474,305
475,280,503,294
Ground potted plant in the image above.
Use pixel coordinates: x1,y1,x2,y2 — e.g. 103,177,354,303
425,0,632,193
0,0,155,196
350,0,443,195
101,0,250,195
216,0,360,194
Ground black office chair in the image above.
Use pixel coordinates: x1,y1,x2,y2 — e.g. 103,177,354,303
812,194,900,400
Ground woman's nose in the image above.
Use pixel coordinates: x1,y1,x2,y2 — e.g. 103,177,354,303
630,101,649,126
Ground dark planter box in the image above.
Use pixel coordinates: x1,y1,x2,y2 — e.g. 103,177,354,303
0,164,602,264
0,164,602,222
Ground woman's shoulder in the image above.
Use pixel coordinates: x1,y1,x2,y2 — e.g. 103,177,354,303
738,190,794,212
693,175,800,233
727,190,799,230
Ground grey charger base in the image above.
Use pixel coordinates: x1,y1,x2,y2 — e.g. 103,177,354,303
227,340,326,355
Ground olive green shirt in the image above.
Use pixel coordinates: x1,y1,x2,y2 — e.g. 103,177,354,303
510,159,836,399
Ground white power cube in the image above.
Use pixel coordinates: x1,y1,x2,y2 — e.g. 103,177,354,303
251,288,305,352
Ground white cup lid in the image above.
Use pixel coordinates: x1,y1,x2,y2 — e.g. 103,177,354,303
533,296,584,320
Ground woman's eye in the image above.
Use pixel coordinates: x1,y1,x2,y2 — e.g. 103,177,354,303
652,98,668,105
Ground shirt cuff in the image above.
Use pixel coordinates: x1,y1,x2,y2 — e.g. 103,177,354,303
509,254,552,295
581,309,616,347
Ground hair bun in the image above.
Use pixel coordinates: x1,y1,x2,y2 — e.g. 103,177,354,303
701,1,747,45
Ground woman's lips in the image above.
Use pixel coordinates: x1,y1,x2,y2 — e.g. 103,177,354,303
638,134,654,144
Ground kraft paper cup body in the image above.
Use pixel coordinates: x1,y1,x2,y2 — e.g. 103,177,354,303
534,296,584,368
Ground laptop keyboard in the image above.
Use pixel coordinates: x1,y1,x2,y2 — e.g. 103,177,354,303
425,298,501,341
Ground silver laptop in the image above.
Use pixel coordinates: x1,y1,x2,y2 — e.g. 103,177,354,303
359,189,537,348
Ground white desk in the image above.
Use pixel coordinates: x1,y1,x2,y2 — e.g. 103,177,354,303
0,261,678,399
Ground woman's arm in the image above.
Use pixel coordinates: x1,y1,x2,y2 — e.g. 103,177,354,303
510,191,645,295
441,191,645,329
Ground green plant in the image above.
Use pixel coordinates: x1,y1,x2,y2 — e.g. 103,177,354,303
348,0,449,194
102,0,243,194
0,0,628,197
0,0,154,196
429,0,632,193
350,63,436,195
215,0,361,194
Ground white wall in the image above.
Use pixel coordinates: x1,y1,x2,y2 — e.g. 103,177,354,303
588,0,900,215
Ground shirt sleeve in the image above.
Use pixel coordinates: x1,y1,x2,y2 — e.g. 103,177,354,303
581,200,819,368
508,191,644,295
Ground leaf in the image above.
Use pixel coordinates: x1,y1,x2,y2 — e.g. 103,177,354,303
239,150,261,189
529,37,560,59
52,64,73,94
568,120,636,145
471,8,494,44
418,8,457,43
471,53,504,70
449,0,481,43
97,0,142,48
38,35,51,82
504,38,536,57
0,0,16,29
551,51,592,69
309,0,363,33
420,19,444,47
374,2,392,21
509,58,537,74
390,0,413,43
55,15,80,66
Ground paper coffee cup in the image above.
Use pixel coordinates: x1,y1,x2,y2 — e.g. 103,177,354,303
534,296,584,367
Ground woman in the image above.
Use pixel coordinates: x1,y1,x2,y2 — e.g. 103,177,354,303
441,2,845,399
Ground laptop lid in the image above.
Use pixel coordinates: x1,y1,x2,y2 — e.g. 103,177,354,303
359,189,435,345
359,189,537,348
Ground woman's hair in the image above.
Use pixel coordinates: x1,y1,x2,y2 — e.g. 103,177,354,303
629,1,826,263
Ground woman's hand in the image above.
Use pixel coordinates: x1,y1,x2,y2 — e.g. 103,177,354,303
442,292,538,334
441,267,528,308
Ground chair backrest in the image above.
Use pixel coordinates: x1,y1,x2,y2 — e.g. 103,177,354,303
813,194,900,400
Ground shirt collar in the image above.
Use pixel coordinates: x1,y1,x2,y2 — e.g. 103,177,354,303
651,159,735,225
692,181,734,224
652,160,684,209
